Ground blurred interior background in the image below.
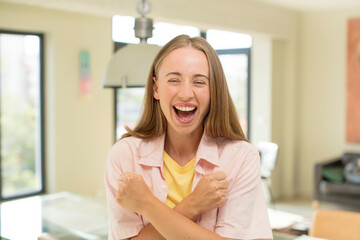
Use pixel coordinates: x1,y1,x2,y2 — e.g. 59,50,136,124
1,0,360,239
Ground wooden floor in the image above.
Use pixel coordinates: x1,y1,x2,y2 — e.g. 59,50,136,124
268,198,360,239
261,180,360,240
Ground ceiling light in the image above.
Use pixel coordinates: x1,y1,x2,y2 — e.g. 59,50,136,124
102,0,160,88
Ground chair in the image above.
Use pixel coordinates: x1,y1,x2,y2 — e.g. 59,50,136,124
256,141,279,203
309,209,360,240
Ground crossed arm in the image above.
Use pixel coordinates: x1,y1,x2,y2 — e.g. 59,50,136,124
116,172,236,240
116,172,271,240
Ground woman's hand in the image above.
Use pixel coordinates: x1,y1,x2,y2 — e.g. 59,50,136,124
116,172,156,214
180,171,229,218
116,171,229,219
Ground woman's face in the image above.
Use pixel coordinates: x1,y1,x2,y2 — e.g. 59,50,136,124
153,46,210,137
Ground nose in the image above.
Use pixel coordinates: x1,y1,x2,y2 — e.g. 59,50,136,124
178,81,194,100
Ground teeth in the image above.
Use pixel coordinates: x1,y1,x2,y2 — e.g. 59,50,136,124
174,106,196,111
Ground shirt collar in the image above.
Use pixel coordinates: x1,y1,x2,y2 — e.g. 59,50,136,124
138,131,220,170
195,131,220,167
138,134,165,168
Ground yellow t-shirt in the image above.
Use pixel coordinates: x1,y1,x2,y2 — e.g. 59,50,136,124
163,151,195,208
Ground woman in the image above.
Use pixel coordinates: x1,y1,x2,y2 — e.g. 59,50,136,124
105,35,272,240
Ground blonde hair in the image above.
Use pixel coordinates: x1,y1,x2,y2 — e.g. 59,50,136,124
121,35,247,141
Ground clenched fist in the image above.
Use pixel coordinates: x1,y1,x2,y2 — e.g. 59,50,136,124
116,172,156,214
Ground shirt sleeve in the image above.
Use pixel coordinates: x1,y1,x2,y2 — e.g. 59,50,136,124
215,146,273,239
104,141,144,240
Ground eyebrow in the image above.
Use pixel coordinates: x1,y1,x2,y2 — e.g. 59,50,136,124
165,72,181,77
165,72,209,79
194,74,209,80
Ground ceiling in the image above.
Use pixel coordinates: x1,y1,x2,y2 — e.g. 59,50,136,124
252,0,360,11
2,0,360,17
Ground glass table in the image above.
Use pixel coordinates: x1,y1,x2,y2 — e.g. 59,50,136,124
0,192,108,240
0,191,312,240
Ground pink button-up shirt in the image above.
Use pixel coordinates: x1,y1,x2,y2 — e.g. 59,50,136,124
104,132,273,240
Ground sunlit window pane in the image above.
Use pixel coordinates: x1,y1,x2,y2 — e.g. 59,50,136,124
0,32,43,198
218,53,249,137
112,16,139,44
207,29,252,49
148,22,200,46
116,88,145,140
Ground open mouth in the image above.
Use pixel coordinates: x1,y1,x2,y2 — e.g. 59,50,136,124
173,105,197,122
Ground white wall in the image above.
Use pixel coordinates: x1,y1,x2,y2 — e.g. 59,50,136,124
0,2,114,197
251,34,272,143
297,8,360,198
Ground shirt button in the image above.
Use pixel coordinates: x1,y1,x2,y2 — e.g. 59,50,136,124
160,185,167,190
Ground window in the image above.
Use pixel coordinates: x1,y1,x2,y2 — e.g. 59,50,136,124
216,50,250,137
112,17,251,140
207,29,252,138
115,86,145,139
0,30,45,200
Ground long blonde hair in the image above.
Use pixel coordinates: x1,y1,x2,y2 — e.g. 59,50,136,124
121,35,247,141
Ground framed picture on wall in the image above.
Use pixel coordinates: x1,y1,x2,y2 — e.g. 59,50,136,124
346,18,360,143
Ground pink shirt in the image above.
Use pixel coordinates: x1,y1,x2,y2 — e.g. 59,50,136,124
104,132,273,240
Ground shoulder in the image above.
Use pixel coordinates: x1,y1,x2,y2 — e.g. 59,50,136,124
108,137,137,158
109,136,158,157
111,136,143,152
106,136,147,165
217,138,259,160
215,139,260,178
107,135,164,164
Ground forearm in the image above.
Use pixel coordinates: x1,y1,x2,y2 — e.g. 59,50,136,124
141,197,223,240
130,197,200,239
129,224,164,240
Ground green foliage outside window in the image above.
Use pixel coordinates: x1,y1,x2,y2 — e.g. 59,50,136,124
1,92,37,197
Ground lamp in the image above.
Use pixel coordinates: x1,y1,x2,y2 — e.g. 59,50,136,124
102,0,161,88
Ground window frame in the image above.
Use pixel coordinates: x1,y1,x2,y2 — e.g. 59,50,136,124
0,29,46,201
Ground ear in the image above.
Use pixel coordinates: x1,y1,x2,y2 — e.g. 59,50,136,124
153,77,159,100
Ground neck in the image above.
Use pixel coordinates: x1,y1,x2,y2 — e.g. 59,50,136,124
164,127,203,167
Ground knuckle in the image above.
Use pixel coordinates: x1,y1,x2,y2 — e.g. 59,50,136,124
122,174,129,181
215,191,222,198
210,183,218,191
216,171,226,178
116,192,122,200
222,185,229,191
204,175,213,182
117,186,125,194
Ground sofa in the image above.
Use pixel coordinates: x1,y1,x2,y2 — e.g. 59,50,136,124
314,153,360,207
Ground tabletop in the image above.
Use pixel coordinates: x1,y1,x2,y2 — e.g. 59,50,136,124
0,192,108,240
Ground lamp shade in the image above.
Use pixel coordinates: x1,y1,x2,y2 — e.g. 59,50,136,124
103,43,161,88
